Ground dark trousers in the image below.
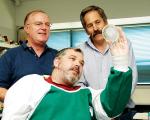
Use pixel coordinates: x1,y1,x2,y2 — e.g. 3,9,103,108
114,108,136,120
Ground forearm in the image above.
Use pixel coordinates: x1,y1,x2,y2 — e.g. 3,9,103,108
0,88,7,102
100,68,132,118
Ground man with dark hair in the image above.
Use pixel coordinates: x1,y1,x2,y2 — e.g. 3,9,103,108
78,5,137,120
2,39,132,119
0,10,57,101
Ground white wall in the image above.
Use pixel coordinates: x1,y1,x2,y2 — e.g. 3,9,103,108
15,0,150,26
0,0,16,41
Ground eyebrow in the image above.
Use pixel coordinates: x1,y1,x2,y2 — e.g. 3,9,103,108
27,21,51,24
69,55,84,64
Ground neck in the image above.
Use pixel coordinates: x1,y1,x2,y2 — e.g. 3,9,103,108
92,39,108,53
51,69,64,85
27,40,45,57
51,69,74,87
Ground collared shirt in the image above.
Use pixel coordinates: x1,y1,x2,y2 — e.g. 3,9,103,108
78,38,138,108
0,41,57,89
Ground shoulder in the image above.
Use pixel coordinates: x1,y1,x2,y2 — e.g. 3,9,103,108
49,47,58,53
78,42,86,48
12,74,43,86
8,74,49,92
4,45,23,55
46,47,58,55
0,45,23,61
77,42,90,52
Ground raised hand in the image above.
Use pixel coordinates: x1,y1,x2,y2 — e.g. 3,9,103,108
109,27,129,70
110,27,129,56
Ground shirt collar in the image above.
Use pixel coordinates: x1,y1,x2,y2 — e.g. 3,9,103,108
21,40,28,49
86,38,110,54
44,76,81,91
21,40,50,51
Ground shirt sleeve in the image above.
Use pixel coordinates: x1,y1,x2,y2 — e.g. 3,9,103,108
91,68,132,119
2,74,50,120
0,51,13,88
128,40,138,94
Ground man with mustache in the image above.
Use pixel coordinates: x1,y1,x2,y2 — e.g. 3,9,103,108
0,10,57,102
2,38,132,119
78,5,137,120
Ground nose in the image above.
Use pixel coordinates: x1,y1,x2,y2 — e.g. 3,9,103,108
74,64,80,73
41,23,49,30
73,60,81,69
75,60,83,70
93,23,99,31
75,61,80,67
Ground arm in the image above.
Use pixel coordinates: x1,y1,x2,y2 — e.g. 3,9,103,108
118,27,137,93
128,40,138,94
2,76,35,120
91,68,132,119
100,68,132,118
2,74,50,120
93,33,132,119
0,88,7,102
0,51,13,101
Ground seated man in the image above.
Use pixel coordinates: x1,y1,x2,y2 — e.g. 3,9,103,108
2,39,132,120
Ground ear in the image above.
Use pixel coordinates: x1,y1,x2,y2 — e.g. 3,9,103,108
24,25,29,34
53,58,60,68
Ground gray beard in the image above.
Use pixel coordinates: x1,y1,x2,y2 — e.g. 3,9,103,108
65,73,80,85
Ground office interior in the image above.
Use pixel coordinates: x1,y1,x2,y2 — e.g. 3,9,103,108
0,0,150,119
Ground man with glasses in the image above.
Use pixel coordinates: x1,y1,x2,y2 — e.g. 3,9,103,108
0,10,57,102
